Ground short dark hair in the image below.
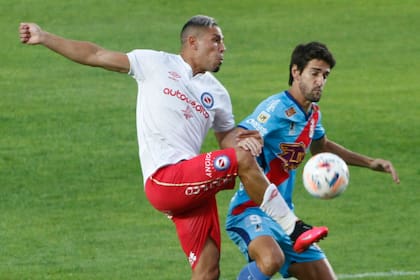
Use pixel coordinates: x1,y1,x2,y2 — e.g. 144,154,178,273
180,15,218,44
288,42,336,85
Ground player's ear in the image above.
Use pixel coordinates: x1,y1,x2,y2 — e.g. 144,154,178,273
188,35,199,50
291,64,300,81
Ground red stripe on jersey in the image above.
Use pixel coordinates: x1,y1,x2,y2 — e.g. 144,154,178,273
266,105,320,185
231,105,320,216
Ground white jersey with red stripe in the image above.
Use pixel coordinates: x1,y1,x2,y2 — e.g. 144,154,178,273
127,50,235,183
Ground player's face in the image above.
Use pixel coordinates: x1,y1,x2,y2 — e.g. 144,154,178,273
195,26,226,73
297,59,331,102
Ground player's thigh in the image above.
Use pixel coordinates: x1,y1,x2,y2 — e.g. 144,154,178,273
288,258,336,280
175,148,238,190
226,209,286,274
172,197,222,270
191,238,220,280
248,235,285,274
145,148,238,214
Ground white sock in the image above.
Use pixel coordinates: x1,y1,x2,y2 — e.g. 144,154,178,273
260,184,297,235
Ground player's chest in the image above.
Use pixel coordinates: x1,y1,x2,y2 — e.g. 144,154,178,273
153,72,218,122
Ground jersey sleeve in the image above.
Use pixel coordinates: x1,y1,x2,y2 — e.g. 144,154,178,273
126,49,162,81
212,80,235,132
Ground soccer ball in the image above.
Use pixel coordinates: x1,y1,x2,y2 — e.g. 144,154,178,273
302,152,350,199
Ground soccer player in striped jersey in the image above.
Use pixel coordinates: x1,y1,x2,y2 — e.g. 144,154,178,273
227,42,400,280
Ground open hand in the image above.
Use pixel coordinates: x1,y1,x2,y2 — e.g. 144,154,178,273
369,158,400,184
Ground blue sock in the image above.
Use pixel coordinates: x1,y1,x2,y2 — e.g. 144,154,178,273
237,261,271,280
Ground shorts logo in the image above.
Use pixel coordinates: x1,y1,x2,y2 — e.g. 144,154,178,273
188,251,197,267
201,92,214,109
214,155,230,171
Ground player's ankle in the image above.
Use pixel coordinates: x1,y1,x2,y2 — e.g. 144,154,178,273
289,220,312,242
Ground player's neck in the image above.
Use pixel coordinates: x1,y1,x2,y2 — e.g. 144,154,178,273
288,88,311,113
180,52,205,76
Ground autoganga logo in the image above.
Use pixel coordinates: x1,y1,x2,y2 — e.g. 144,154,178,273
163,87,209,118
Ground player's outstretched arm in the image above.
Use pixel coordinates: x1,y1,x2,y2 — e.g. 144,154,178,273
19,22,129,73
311,136,400,184
368,158,400,184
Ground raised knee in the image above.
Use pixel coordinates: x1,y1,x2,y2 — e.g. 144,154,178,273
257,254,284,276
192,266,219,280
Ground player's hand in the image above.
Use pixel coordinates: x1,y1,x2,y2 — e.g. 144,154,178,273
19,23,43,45
236,130,263,156
237,137,262,156
369,158,400,184
236,129,263,144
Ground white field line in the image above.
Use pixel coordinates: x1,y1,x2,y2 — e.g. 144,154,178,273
338,270,420,279
258,270,420,280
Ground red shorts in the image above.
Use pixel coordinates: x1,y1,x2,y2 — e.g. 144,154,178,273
145,148,238,268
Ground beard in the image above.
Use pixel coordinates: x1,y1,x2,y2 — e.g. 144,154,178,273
300,82,322,102
212,62,222,73
307,91,321,102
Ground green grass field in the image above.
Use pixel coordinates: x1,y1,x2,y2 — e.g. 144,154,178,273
1,0,419,279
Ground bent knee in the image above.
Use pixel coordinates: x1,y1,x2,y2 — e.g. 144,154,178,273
259,255,283,275
192,265,220,280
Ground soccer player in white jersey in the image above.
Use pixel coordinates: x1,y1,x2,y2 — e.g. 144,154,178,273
19,16,329,279
226,42,400,280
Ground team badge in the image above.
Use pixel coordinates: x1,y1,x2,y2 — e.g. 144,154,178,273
201,92,214,109
257,111,270,123
213,155,230,171
285,107,296,117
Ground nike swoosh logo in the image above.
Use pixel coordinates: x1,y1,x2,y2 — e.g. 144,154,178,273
301,234,313,241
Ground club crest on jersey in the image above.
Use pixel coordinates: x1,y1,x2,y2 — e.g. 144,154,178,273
201,92,214,109
285,107,296,117
257,111,270,123
214,155,230,171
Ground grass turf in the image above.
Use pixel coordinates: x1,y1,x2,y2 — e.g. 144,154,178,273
1,0,419,279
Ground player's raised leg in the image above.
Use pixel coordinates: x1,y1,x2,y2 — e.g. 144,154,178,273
288,258,336,280
234,143,328,251
191,238,220,280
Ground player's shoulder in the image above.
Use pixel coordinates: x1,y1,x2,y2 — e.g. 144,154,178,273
199,72,228,95
257,91,290,111
127,49,179,62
